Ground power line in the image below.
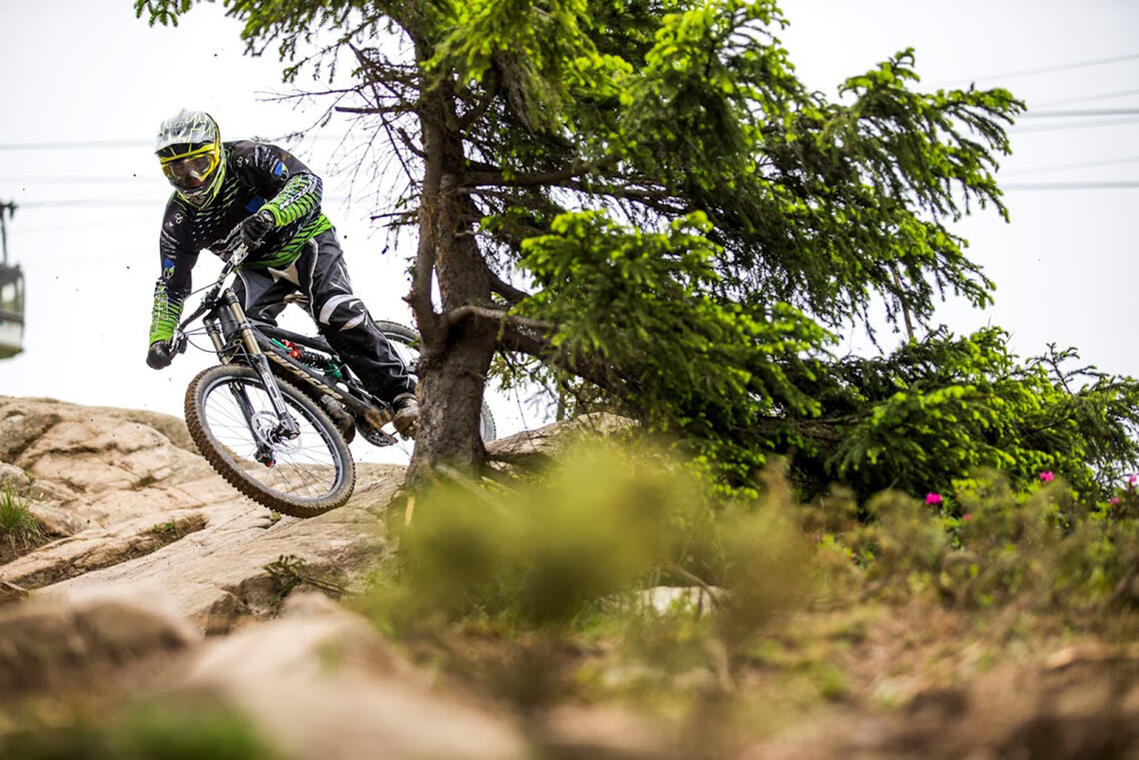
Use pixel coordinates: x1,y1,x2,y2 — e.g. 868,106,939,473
16,199,158,209
0,176,162,185
0,133,346,152
14,193,364,209
1021,108,1139,118
950,52,1139,86
1003,155,1139,177
1014,116,1139,134
0,140,151,151
15,214,159,236
1002,181,1139,190
1033,88,1139,108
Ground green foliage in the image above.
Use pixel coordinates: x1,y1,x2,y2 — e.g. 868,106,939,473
368,442,707,629
0,698,283,760
130,0,1020,337
792,327,1139,503
517,210,830,484
825,473,1139,612
0,487,43,551
354,441,1139,719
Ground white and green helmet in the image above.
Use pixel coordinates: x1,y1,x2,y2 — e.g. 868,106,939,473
156,109,225,207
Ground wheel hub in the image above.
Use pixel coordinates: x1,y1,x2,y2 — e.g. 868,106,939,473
250,412,302,453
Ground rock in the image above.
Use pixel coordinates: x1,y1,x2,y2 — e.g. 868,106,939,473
184,595,529,760
0,585,198,697
0,402,61,463
486,412,634,469
37,465,399,633
0,397,216,528
15,416,201,496
536,704,678,758
0,462,30,492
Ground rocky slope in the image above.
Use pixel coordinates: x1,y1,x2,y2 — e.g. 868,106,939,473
0,396,650,758
0,396,403,631
3,396,1138,759
0,395,538,758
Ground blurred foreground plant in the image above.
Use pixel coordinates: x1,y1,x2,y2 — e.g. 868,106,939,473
364,442,814,648
0,698,282,760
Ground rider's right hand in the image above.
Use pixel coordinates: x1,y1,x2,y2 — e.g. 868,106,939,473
223,209,274,257
146,340,174,370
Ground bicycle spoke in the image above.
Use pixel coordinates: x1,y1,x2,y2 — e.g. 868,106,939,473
199,376,342,500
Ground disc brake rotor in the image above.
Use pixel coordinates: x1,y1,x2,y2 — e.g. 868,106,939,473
250,411,301,454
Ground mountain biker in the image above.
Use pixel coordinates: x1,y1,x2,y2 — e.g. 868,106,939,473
145,109,419,436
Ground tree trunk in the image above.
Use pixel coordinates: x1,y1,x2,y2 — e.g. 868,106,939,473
405,85,497,485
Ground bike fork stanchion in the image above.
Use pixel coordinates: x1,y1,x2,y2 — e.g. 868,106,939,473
222,289,300,442
224,381,277,466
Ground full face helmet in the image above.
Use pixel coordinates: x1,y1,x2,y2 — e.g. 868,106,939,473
155,110,225,207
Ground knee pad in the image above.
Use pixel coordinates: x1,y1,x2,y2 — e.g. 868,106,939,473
317,294,368,332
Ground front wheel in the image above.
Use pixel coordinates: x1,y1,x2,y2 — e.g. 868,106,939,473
185,365,356,517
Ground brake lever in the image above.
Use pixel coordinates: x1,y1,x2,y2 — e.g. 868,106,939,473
171,331,188,355
228,241,249,268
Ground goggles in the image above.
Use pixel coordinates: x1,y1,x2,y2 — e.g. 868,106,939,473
160,144,220,192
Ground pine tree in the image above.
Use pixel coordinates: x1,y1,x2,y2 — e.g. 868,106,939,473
143,0,1138,499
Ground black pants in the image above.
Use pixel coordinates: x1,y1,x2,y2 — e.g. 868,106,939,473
234,229,416,403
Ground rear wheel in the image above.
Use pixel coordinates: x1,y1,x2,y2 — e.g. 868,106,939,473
376,320,497,442
185,364,356,517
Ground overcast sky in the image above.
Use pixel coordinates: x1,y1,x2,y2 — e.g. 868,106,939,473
2,0,1138,455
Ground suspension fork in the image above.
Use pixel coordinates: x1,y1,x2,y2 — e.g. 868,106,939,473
215,289,301,446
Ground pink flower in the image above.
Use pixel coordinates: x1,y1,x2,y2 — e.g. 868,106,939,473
1129,474,1138,487
1040,471,1055,483
1110,498,1121,506
962,513,973,522
925,492,942,506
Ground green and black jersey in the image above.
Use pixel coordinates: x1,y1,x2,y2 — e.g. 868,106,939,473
149,140,332,344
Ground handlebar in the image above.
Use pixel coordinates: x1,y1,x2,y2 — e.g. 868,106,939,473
172,240,250,344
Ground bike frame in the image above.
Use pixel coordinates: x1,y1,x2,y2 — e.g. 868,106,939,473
173,244,400,450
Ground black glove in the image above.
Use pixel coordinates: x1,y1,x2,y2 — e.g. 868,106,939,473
224,208,275,255
146,340,174,370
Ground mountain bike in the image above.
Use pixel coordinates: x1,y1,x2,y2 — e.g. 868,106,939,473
164,242,496,518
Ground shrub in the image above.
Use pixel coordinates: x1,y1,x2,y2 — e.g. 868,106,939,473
828,472,1139,613
364,442,814,645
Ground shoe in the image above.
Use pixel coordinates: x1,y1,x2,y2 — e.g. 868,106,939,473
391,392,419,438
362,406,390,431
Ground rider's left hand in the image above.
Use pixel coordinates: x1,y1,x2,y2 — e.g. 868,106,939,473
224,209,275,254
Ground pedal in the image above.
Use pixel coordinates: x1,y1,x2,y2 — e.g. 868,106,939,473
357,405,398,447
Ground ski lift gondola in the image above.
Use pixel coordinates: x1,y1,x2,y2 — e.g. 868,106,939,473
0,264,23,359
0,202,23,359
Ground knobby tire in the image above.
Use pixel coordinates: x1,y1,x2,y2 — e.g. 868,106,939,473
184,364,356,517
